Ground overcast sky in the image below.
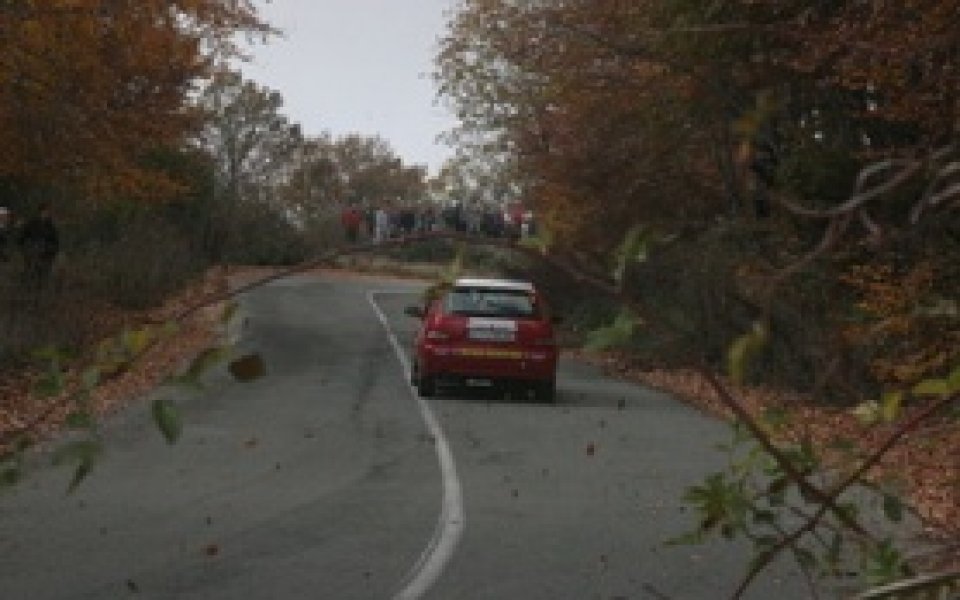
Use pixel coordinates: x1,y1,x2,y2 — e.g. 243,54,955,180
241,0,460,175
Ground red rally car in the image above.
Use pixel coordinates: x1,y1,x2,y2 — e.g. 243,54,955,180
405,277,560,402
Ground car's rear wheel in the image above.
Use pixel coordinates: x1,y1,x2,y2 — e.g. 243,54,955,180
417,373,437,398
534,379,556,403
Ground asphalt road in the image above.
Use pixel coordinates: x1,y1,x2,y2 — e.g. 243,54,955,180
0,274,811,600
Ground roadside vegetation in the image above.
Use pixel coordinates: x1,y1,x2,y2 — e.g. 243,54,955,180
435,0,959,597
0,1,957,599
0,3,429,487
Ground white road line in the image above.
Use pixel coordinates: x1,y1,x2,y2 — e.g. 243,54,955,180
367,291,465,600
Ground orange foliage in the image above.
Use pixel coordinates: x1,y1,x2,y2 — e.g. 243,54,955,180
841,262,960,388
0,0,267,197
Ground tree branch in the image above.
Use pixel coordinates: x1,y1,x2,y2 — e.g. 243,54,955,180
699,369,870,538
730,391,959,598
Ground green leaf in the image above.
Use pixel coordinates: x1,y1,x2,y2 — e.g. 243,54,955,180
882,494,904,523
184,346,230,382
51,440,102,494
65,411,94,430
31,345,61,363
228,353,266,382
33,369,66,398
14,436,32,453
760,407,790,432
67,461,93,494
0,466,20,488
727,322,768,385
837,502,860,525
583,310,640,351
152,399,182,444
612,224,652,284
852,400,881,426
439,244,465,285
828,436,858,454
161,321,180,337
912,378,949,397
864,539,910,585
121,327,153,357
764,476,790,500
665,530,705,546
879,391,903,423
220,301,240,324
81,367,101,390
947,365,960,393
51,440,102,467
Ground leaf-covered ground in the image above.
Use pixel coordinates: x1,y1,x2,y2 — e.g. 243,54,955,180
0,264,426,458
570,350,960,569
0,268,229,456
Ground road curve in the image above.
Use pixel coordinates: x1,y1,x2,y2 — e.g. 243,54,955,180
0,273,811,599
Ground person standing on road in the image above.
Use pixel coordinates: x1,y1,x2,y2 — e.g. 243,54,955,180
340,203,362,244
374,203,390,243
363,203,376,239
18,203,59,291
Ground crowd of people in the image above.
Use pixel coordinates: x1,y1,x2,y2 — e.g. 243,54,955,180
339,201,536,245
0,203,61,291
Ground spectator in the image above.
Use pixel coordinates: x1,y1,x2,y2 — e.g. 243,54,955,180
18,203,59,290
400,206,416,235
363,205,376,238
340,203,362,243
374,204,390,243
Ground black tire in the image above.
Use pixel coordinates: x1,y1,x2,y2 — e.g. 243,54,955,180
418,374,437,398
534,379,556,403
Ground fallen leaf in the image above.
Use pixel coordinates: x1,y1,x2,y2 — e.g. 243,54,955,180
228,354,266,382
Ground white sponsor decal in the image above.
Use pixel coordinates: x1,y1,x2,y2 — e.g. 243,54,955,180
466,317,517,331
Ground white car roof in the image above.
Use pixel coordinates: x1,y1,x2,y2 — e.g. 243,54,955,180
453,277,535,292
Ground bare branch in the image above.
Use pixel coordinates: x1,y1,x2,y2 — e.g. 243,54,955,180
858,209,883,239
776,159,922,220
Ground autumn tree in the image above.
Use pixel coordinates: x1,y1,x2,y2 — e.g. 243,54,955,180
282,133,428,227
437,2,960,593
0,0,269,199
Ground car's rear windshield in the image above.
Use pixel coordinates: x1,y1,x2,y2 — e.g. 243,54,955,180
444,287,539,318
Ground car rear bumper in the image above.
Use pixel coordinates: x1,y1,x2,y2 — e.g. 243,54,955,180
420,343,557,381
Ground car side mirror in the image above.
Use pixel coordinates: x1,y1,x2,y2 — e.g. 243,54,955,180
404,305,426,319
